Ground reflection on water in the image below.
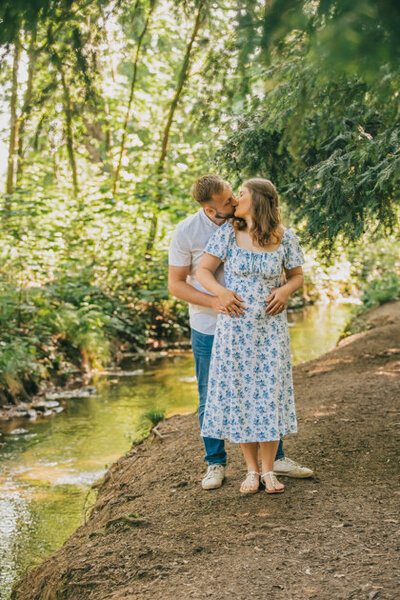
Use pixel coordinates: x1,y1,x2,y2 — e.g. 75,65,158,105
287,303,354,365
0,302,353,598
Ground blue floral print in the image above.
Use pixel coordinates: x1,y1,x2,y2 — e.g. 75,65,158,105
200,221,305,443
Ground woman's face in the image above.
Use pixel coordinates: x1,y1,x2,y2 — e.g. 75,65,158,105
234,185,253,220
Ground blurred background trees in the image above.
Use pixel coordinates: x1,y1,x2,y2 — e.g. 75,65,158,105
0,0,399,403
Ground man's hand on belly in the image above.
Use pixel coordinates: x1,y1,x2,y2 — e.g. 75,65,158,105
210,295,229,315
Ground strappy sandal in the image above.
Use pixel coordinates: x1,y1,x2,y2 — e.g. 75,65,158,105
260,471,285,494
240,471,260,494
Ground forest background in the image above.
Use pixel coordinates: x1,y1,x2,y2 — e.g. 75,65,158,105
0,0,399,406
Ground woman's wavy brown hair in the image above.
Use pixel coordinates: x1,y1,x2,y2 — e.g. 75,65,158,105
233,178,283,247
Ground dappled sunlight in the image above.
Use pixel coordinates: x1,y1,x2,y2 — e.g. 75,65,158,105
0,480,66,502
337,331,368,347
311,403,340,419
305,355,355,376
374,361,400,377
16,466,105,487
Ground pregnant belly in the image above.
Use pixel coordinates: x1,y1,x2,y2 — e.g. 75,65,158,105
237,290,281,313
219,303,287,328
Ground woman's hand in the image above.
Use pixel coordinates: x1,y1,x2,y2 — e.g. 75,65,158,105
218,289,246,318
266,286,290,316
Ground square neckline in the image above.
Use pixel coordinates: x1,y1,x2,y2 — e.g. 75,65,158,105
232,226,289,255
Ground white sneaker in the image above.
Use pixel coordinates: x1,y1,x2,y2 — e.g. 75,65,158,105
201,464,225,490
273,457,314,478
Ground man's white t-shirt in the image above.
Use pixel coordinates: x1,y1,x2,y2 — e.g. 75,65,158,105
168,209,225,335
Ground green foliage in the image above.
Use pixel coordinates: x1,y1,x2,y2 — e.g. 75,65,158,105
358,238,400,308
0,186,189,402
360,271,400,309
260,0,400,82
130,408,166,443
214,5,400,254
141,409,165,427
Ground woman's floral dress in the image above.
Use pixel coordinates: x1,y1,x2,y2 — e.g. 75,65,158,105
200,222,305,443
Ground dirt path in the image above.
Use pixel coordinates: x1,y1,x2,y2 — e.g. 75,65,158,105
12,303,400,600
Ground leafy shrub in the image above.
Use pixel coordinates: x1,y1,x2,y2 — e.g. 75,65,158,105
360,270,400,308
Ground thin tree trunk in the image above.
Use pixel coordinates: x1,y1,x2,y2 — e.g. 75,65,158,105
33,112,46,150
113,0,156,195
5,35,21,205
99,2,121,161
100,2,120,84
16,25,37,184
103,98,112,154
145,2,206,252
54,53,79,197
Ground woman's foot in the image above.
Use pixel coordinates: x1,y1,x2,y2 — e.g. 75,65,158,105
260,471,285,493
240,471,260,494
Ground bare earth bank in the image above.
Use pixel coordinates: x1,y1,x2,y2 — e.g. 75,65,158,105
12,302,400,600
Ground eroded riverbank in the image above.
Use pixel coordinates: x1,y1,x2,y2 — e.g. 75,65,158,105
11,301,400,600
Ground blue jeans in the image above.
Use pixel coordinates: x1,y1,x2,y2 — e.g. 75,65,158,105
191,328,285,465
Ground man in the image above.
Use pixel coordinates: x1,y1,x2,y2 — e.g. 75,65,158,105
168,175,313,490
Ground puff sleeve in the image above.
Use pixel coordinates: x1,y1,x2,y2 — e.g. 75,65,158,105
204,222,233,262
283,229,305,269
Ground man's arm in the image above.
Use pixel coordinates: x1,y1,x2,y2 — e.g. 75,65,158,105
197,253,246,318
168,265,225,312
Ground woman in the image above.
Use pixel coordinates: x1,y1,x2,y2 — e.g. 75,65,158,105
196,178,305,494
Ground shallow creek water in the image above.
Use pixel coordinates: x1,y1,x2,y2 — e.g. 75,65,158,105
0,303,354,598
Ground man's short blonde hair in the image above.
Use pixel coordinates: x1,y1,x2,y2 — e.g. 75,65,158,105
191,175,225,205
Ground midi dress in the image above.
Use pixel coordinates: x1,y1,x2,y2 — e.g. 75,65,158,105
200,222,305,443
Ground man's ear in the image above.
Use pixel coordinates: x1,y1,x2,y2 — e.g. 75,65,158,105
203,205,215,218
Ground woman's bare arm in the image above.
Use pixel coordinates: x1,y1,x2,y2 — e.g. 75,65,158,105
266,266,304,316
282,266,304,295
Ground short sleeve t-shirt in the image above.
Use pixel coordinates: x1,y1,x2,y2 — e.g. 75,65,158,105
168,209,226,335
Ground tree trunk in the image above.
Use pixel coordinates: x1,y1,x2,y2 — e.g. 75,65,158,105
16,25,37,184
103,98,112,154
5,35,21,205
99,2,120,161
33,112,46,150
113,0,156,195
145,2,206,253
54,53,79,197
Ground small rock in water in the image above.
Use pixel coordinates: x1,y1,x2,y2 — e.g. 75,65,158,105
32,403,47,413
15,410,30,417
10,428,29,435
44,400,60,408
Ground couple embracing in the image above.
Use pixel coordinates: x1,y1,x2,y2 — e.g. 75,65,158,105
168,175,313,495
